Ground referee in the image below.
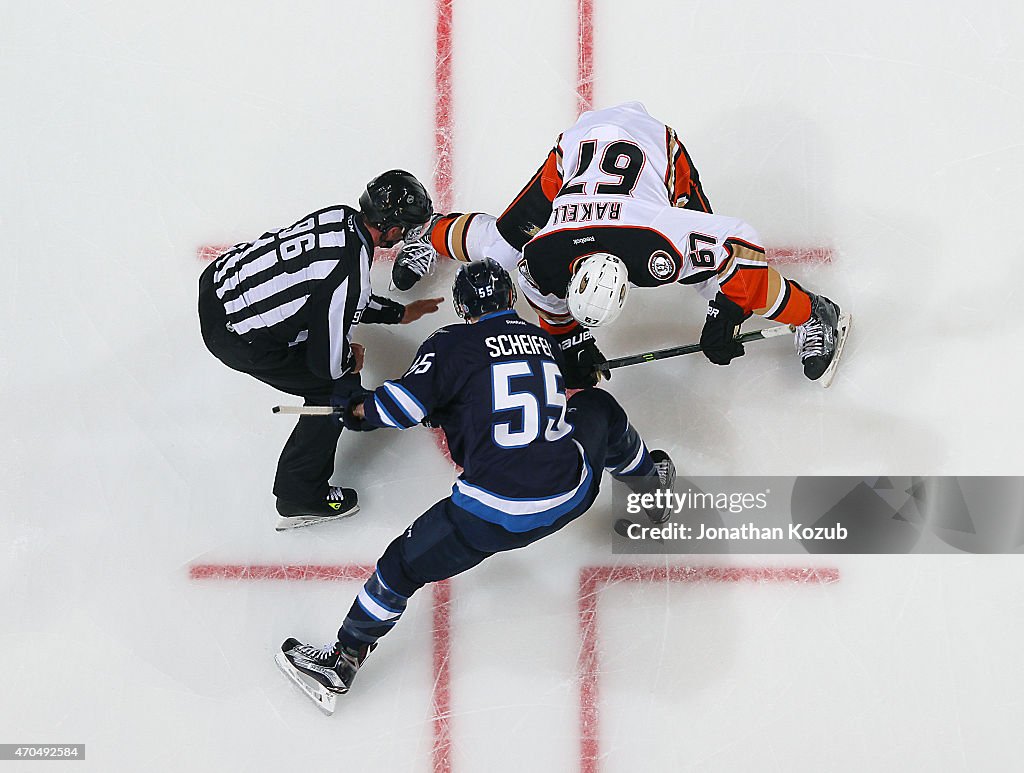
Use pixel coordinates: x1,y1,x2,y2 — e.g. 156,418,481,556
198,170,442,530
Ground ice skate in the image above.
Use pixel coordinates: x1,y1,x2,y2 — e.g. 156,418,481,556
275,638,374,715
275,486,359,531
648,450,677,518
392,214,443,290
614,449,677,532
639,450,677,524
795,293,851,388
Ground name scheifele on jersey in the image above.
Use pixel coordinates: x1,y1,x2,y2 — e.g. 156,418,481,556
484,333,554,359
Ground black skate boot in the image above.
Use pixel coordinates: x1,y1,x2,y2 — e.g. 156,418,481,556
795,293,850,386
275,638,375,714
392,214,443,291
645,450,677,524
275,486,359,531
615,449,677,527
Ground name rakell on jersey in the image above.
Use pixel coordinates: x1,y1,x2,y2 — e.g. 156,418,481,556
550,201,622,226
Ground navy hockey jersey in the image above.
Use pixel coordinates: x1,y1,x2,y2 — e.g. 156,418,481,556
361,310,594,532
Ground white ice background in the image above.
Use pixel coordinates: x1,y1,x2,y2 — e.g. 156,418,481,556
3,1,1024,771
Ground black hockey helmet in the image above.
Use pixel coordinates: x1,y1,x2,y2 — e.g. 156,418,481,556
359,169,433,237
452,259,517,320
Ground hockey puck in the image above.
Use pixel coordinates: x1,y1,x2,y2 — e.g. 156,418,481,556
392,265,420,292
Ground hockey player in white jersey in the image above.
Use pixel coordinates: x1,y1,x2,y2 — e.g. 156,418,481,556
521,200,850,388
393,101,710,289
392,101,849,389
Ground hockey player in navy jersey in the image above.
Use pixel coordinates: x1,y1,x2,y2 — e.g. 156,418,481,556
275,259,676,712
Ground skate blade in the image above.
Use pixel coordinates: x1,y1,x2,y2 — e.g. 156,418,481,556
275,504,360,532
274,652,339,715
819,312,852,389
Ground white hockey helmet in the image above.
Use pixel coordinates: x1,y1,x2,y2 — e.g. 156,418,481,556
567,252,629,327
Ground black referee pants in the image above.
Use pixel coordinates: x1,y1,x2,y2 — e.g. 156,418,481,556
198,262,361,504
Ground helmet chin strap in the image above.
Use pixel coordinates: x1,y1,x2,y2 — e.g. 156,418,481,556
377,224,405,248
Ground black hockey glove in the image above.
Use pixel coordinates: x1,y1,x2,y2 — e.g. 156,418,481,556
333,387,378,432
554,325,607,389
420,405,452,429
700,292,751,365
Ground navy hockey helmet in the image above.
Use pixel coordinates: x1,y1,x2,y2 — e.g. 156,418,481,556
359,169,433,237
452,259,517,320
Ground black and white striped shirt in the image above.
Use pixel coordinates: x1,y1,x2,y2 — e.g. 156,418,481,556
210,205,404,380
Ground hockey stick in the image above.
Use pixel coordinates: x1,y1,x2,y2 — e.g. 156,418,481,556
271,405,339,416
273,327,797,415
601,324,794,374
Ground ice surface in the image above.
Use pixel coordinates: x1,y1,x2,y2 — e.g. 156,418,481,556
3,1,1024,771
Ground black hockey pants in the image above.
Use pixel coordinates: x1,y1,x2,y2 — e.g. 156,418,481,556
198,262,361,504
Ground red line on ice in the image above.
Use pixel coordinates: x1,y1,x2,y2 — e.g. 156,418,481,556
190,564,453,773
199,242,832,266
767,245,833,264
189,563,374,581
577,565,840,773
431,578,454,773
427,0,457,465
434,0,455,213
577,0,595,115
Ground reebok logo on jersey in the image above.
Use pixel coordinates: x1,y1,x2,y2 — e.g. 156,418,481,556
573,236,596,245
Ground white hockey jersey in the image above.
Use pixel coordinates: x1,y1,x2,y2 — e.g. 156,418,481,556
554,101,685,208
435,102,705,274
518,197,765,318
